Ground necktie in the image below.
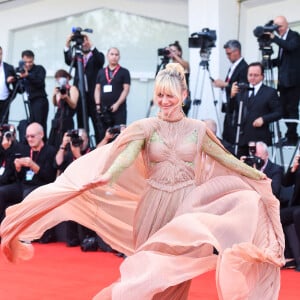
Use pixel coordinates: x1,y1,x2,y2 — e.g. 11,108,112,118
225,67,231,83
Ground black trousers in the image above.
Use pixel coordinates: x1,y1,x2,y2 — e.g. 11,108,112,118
278,85,300,141
30,97,49,140
0,99,10,124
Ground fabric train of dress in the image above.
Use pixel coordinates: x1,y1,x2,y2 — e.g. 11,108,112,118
0,117,284,300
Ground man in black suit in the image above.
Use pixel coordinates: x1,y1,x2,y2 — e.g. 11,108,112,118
0,46,16,124
270,16,300,145
213,40,248,145
64,34,105,143
230,62,282,157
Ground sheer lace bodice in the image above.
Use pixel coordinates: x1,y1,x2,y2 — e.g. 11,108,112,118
146,118,197,191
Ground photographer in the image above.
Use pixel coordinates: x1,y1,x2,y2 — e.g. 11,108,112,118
64,33,105,143
268,16,300,146
240,141,283,198
0,124,26,223
94,47,130,141
54,128,94,246
0,123,56,224
166,41,191,115
17,50,49,140
230,62,281,157
96,124,126,148
48,69,79,150
0,46,16,124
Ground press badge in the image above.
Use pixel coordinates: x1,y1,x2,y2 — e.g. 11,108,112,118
103,85,112,93
26,170,34,181
0,166,5,176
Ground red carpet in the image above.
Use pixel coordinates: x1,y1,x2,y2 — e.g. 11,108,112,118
0,242,299,299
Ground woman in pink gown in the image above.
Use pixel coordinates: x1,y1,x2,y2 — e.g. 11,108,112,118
1,63,284,299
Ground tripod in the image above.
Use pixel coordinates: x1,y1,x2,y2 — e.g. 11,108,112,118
191,49,221,130
146,56,169,118
261,46,285,166
68,43,89,135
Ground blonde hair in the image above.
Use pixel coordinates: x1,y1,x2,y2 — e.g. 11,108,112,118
153,63,187,104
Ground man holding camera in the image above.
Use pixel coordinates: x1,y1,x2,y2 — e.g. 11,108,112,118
0,46,16,124
230,62,281,157
0,122,56,224
17,50,49,140
268,16,300,146
64,33,105,143
53,128,93,246
94,47,131,141
0,124,26,223
212,40,248,145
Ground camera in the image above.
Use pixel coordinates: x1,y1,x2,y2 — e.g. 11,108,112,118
244,155,264,169
66,129,83,147
99,106,114,126
157,48,170,57
188,28,217,50
15,60,26,75
237,82,254,92
108,125,121,135
71,27,93,46
0,124,15,140
56,77,67,95
253,20,279,50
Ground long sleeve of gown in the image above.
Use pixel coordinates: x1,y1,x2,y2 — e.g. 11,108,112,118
201,133,265,180
105,139,144,183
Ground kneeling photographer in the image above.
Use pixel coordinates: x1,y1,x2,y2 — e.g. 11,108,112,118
44,128,94,246
240,141,283,198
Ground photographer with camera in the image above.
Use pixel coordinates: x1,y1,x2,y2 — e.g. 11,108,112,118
0,124,27,223
212,40,248,145
94,47,130,141
64,32,105,143
165,41,191,115
229,62,281,157
0,123,56,225
48,69,79,150
240,141,283,198
0,46,16,124
15,50,49,140
267,16,300,146
54,128,94,246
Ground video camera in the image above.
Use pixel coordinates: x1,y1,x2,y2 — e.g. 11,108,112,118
71,27,93,46
66,129,83,147
56,77,67,95
253,20,279,50
15,60,26,76
188,28,217,50
0,124,15,140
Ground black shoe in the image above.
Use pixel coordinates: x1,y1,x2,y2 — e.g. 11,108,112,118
38,232,57,244
66,238,80,247
295,264,300,272
283,259,296,269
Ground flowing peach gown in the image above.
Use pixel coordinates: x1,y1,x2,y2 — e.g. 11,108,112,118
0,117,284,300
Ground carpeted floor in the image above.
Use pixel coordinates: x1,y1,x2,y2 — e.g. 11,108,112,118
0,242,299,299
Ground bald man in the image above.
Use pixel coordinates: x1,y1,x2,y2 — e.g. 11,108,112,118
0,122,57,224
270,16,300,145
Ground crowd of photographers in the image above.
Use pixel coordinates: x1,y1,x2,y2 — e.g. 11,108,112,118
1,15,300,262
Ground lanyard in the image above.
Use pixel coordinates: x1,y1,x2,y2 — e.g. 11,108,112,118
105,65,121,84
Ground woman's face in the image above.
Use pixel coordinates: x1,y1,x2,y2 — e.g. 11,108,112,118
156,91,181,116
